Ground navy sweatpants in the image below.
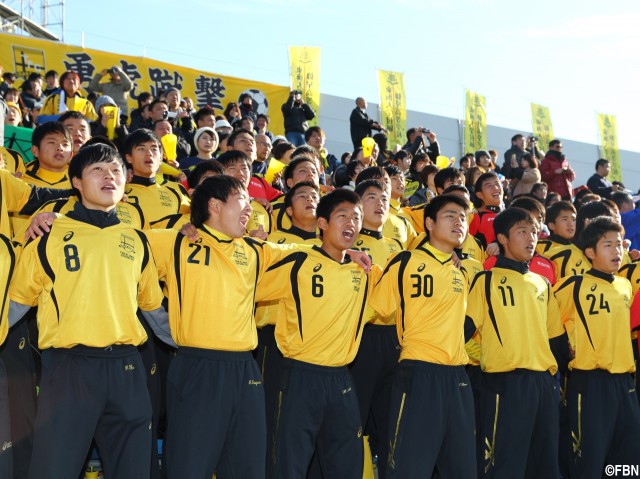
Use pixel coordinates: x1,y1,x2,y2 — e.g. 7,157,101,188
349,324,399,478
28,346,152,479
566,369,640,479
269,358,363,479
481,370,559,479
165,348,266,479
386,360,476,479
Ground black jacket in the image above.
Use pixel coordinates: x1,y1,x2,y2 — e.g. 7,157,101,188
239,103,257,123
281,98,315,133
502,146,526,178
586,173,613,198
402,137,440,163
349,108,381,149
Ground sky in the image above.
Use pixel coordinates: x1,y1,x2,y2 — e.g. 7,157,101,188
18,0,640,151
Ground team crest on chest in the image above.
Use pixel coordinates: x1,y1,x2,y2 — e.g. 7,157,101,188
351,271,362,292
233,243,248,267
116,205,132,225
159,191,173,207
452,270,464,293
119,234,136,261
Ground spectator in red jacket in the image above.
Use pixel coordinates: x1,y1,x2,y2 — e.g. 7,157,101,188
539,139,575,200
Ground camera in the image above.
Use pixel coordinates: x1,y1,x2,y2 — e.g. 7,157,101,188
420,128,431,134
107,68,115,75
528,135,539,142
292,90,301,95
167,111,177,119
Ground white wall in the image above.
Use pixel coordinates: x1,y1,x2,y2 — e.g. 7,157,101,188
316,93,640,192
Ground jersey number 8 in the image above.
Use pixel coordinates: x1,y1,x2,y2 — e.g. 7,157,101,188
64,244,81,272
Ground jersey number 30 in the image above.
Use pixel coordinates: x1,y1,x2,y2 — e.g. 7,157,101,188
410,274,433,298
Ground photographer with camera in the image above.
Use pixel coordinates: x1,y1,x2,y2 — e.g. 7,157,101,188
349,97,384,149
281,90,316,147
527,134,545,162
402,126,440,162
88,65,133,123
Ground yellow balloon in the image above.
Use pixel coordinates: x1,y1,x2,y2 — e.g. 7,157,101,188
435,155,450,169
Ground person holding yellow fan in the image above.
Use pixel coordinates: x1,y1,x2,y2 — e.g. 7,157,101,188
90,95,129,154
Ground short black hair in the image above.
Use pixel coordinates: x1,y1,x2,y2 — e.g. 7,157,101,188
354,179,384,198
530,182,547,196
442,184,470,196
58,110,89,124
81,136,118,151
284,157,316,184
304,126,324,142
193,106,216,124
611,191,634,210
316,189,362,223
190,175,246,228
509,196,545,221
549,139,562,148
578,216,624,253
32,121,71,149
595,158,609,170
256,113,269,124
216,150,251,168
423,194,469,225
148,99,168,112
393,150,411,163
576,201,614,239
136,92,153,108
187,161,224,190
434,167,464,191
418,164,439,187
292,145,319,161
384,164,403,178
473,171,501,206
123,128,161,157
355,166,386,185
545,201,576,225
227,128,255,148
272,141,295,161
409,153,429,173
406,127,418,141
284,181,319,209
68,144,125,197
511,134,524,143
45,69,58,79
493,208,536,253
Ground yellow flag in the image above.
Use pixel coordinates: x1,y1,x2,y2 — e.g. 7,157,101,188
288,46,321,126
377,70,407,149
530,103,554,151
597,113,622,182
464,90,487,152
0,32,289,133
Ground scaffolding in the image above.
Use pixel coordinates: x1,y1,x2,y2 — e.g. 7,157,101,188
0,0,63,41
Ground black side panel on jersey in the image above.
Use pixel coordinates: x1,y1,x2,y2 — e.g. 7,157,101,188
37,233,59,321
172,234,186,310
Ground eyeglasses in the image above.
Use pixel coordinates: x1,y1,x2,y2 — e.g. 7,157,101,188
256,141,272,147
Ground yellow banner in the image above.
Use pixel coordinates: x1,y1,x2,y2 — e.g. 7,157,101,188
530,103,554,151
464,90,487,152
597,113,622,182
288,46,320,126
0,32,289,133
378,70,406,150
